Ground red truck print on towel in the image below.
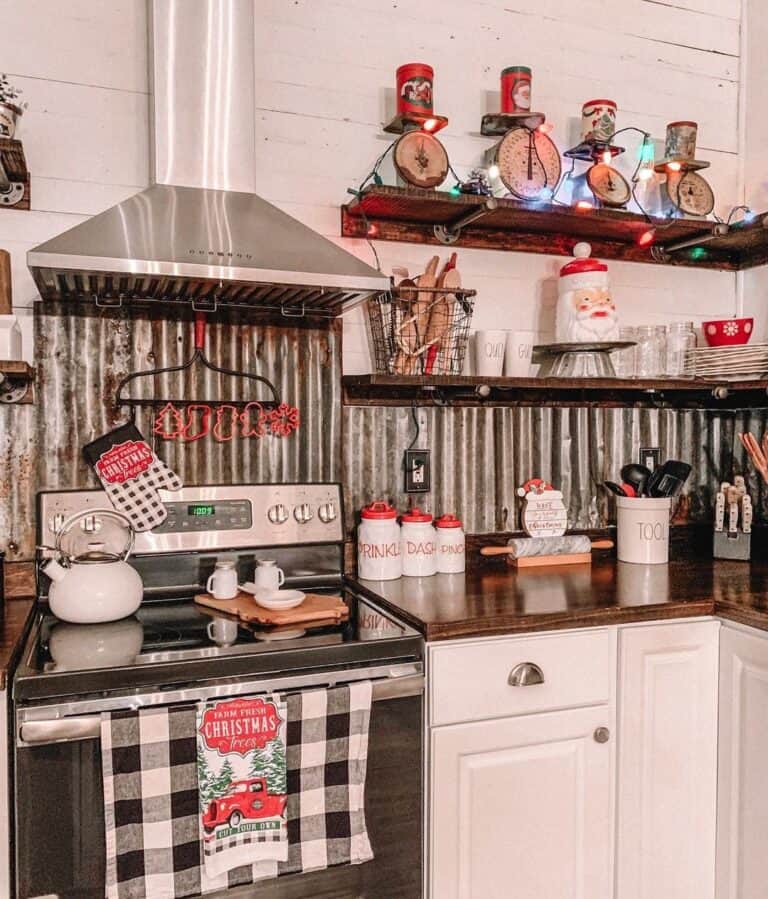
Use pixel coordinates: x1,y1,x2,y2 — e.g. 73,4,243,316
202,777,287,834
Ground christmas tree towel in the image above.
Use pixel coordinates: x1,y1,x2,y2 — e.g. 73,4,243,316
197,695,289,880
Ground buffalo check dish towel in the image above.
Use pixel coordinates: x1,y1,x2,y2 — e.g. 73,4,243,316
101,705,201,899
279,680,374,875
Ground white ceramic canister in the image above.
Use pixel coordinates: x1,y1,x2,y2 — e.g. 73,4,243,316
357,502,402,580
616,497,671,565
435,514,466,574
401,508,438,577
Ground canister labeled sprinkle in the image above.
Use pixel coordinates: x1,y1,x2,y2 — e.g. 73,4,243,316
435,514,466,573
581,99,617,143
401,508,437,577
358,502,402,581
396,62,434,117
501,66,532,114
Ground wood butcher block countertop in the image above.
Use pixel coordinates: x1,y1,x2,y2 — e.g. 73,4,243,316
351,557,768,641
0,599,34,689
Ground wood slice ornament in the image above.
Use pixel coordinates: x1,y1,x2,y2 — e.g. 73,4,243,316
393,130,449,189
517,478,568,538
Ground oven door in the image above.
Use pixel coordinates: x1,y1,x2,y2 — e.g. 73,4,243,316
14,665,423,899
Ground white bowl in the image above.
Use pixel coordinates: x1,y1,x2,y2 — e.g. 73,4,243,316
252,589,306,611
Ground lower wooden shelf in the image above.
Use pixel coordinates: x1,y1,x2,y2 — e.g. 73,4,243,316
343,374,768,409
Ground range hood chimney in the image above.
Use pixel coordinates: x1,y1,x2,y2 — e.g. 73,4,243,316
27,0,387,315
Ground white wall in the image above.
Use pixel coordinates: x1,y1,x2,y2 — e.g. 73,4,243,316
0,0,150,358
0,0,749,374
251,0,744,373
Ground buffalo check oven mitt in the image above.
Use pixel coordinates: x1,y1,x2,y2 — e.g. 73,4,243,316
83,423,183,532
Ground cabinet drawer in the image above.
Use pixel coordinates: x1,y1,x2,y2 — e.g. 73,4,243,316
429,629,613,726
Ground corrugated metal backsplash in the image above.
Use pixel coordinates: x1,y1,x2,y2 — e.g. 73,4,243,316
343,405,768,532
0,303,341,559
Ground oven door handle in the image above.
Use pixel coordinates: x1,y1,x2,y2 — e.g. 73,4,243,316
18,672,425,746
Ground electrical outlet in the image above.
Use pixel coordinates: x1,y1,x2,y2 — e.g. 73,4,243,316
639,446,662,472
404,449,431,493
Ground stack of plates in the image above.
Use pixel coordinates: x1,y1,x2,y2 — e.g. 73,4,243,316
684,344,768,380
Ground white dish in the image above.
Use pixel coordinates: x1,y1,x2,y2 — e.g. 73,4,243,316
252,589,306,611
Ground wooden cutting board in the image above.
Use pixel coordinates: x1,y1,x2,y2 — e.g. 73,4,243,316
194,590,350,627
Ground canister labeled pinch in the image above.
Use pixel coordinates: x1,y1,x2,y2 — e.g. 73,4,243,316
581,98,617,143
396,63,434,117
501,66,532,114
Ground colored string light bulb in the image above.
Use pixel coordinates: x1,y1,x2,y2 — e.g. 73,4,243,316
636,136,655,181
637,228,656,248
488,163,500,179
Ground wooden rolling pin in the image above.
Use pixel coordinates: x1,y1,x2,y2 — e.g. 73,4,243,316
481,536,614,560
0,250,11,315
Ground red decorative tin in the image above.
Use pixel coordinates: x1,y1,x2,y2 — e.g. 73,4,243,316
501,66,532,114
396,63,434,117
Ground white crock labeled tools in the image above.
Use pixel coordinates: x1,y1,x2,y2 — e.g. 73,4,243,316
252,559,285,593
435,514,466,573
206,556,239,599
42,509,143,624
616,496,671,564
401,508,437,577
358,501,402,580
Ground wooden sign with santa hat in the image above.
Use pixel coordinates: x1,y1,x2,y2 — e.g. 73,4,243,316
555,242,619,343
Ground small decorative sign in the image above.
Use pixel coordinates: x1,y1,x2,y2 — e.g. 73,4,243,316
517,477,568,537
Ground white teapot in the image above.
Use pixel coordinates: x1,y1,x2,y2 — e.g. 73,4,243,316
43,509,143,624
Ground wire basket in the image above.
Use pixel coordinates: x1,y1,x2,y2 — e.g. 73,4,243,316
367,286,476,376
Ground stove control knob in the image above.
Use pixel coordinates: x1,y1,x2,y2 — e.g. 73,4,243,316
267,503,289,525
294,503,314,524
318,502,337,523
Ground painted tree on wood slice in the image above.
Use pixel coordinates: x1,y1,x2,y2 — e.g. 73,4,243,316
248,736,287,795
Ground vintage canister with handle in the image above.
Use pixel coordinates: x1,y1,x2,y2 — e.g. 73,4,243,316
581,99,617,143
396,63,435,118
500,66,532,114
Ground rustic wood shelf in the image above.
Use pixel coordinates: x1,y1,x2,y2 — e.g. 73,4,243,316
343,374,768,409
341,186,768,271
0,361,35,404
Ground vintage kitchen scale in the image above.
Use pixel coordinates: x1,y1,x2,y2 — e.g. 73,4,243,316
565,99,632,209
655,121,715,218
384,63,451,189
481,66,562,201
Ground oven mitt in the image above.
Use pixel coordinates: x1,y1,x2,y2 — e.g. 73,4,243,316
83,422,183,532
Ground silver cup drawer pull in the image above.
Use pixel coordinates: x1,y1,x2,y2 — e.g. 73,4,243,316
508,662,545,687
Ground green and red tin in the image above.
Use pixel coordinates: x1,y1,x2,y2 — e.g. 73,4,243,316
501,66,532,114
396,62,434,117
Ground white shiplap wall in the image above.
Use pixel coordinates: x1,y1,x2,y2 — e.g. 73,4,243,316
251,0,744,373
0,0,749,373
0,0,150,358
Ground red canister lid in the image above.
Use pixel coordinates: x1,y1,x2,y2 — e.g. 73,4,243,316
361,501,398,520
435,514,462,529
401,508,433,523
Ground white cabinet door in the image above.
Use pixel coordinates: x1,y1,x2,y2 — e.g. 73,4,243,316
430,705,614,899
0,689,8,899
616,620,719,899
716,623,768,899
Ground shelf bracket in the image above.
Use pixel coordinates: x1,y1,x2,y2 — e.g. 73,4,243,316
434,198,499,245
660,222,729,256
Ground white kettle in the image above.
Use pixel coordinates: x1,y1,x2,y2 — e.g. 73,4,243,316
43,509,143,624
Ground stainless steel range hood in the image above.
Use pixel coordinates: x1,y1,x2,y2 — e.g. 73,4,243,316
27,0,387,316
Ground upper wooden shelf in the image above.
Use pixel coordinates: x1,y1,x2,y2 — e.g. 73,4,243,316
343,374,768,410
341,186,768,271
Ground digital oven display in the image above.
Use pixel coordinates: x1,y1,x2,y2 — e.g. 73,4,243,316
188,504,215,517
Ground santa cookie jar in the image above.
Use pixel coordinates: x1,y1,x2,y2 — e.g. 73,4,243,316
555,243,619,343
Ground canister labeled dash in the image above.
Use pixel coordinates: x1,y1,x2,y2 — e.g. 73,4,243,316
616,497,671,565
396,63,434,117
358,502,402,581
435,514,466,574
501,66,532,114
401,508,437,577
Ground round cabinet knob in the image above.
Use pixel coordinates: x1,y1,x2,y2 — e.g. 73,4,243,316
318,502,337,523
593,727,611,744
267,503,289,525
294,503,314,524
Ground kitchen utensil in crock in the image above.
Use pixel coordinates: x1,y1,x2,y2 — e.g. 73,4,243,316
647,460,692,498
620,463,652,497
603,481,628,497
42,509,143,624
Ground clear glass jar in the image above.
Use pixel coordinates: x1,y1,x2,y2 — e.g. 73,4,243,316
665,321,696,377
614,326,636,378
653,326,668,374
634,325,664,377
